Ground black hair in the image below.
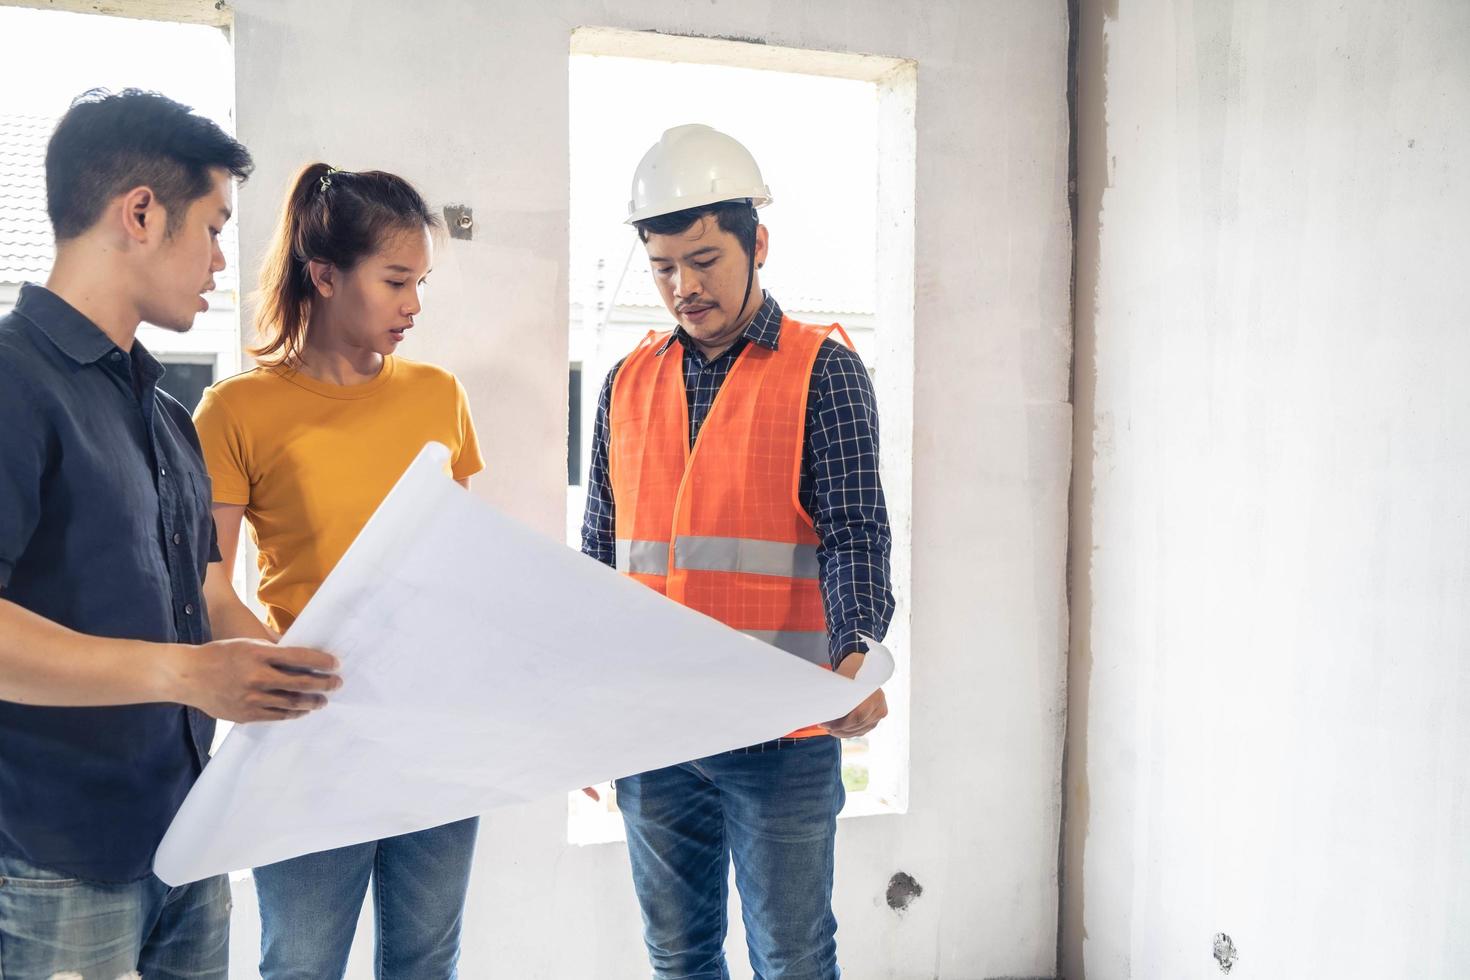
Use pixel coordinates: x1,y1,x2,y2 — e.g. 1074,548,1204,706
45,88,253,241
632,199,759,257
253,163,441,364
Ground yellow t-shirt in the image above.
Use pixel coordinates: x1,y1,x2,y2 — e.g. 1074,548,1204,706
193,356,483,633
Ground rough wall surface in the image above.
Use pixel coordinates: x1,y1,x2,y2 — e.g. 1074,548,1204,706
1065,1,1470,977
230,2,1072,977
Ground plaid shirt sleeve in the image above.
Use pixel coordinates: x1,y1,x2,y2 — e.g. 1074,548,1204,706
802,339,895,668
580,362,620,568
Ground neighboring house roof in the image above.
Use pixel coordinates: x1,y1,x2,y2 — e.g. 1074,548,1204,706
611,259,876,317
570,218,877,318
0,112,238,290
0,114,54,282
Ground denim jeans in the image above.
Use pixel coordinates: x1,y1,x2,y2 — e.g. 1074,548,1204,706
0,851,229,980
252,817,477,980
615,735,845,980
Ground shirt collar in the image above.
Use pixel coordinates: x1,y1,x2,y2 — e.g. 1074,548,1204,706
14,282,125,366
656,291,785,356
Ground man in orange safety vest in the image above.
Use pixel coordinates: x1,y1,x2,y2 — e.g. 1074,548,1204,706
581,123,896,980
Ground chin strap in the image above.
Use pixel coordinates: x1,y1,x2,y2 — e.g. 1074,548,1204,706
733,202,759,326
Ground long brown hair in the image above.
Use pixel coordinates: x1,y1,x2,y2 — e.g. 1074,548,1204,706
251,162,439,364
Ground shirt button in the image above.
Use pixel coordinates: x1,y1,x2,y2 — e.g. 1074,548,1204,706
184,603,195,616
110,351,122,361
172,532,183,545
159,466,167,477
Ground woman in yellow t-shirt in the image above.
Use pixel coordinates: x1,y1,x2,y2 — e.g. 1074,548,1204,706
194,163,481,980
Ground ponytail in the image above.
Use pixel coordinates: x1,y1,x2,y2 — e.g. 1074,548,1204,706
251,162,439,365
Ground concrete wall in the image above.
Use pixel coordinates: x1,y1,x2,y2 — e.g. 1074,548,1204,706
229,2,1072,977
1064,1,1470,977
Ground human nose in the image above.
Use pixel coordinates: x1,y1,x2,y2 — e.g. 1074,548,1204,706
673,266,702,303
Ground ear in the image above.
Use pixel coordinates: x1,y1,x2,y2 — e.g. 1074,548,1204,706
118,186,160,246
307,258,336,298
753,223,769,269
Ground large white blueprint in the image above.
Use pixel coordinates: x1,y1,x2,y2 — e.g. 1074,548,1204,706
154,442,892,886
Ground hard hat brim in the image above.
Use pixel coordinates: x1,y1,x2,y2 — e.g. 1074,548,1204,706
625,188,773,225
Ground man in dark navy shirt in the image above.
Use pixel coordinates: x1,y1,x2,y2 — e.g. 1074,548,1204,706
0,89,340,980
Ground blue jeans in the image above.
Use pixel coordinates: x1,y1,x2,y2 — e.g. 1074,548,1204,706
253,817,478,980
615,736,845,980
0,851,228,980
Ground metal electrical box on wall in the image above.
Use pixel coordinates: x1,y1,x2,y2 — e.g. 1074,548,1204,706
444,204,473,240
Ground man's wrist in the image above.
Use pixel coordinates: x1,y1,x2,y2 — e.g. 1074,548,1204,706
834,650,867,678
149,641,194,706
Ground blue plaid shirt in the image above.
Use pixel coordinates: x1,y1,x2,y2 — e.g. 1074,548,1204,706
581,292,894,668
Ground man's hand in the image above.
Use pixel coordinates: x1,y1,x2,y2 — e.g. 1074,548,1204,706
820,651,887,739
170,639,341,723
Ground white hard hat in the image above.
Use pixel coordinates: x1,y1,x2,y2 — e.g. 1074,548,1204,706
625,124,773,225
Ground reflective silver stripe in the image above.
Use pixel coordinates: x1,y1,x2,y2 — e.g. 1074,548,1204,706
674,536,820,580
616,539,670,576
742,629,830,666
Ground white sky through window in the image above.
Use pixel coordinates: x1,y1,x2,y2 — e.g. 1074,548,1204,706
0,7,234,128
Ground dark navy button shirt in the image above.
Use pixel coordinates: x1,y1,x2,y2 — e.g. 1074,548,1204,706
582,292,895,668
0,283,220,882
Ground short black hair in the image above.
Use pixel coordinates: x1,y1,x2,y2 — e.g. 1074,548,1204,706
45,88,254,241
633,199,759,258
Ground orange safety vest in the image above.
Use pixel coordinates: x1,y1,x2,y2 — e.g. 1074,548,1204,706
609,316,852,739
